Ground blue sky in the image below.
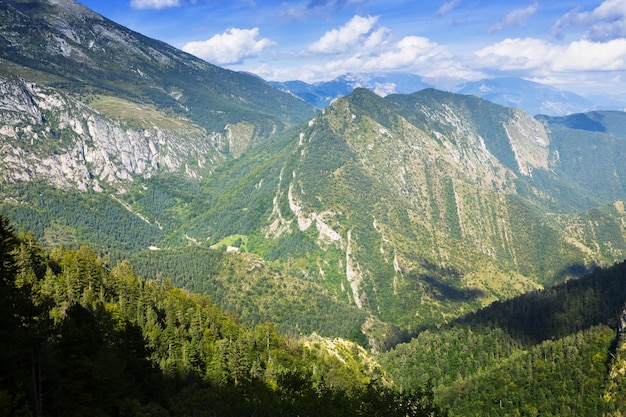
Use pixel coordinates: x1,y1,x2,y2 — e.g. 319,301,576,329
78,0,626,96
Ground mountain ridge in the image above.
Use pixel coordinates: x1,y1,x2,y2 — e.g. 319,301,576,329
271,72,626,116
2,0,626,347
0,0,315,157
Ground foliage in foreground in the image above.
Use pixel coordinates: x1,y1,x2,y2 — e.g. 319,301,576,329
0,216,444,417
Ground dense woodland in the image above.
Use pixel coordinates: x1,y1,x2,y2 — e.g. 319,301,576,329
3,212,626,416
0,216,444,416
380,260,626,416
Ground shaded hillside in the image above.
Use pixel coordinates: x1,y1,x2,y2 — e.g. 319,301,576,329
380,260,626,416
536,111,626,205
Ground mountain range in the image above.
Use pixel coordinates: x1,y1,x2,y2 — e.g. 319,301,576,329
271,72,626,117
0,0,314,190
3,0,626,338
2,1,626,414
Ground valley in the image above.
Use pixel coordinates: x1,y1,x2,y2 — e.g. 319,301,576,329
1,0,626,415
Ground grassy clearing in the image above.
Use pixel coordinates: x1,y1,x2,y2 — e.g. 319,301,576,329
90,95,200,131
210,234,248,251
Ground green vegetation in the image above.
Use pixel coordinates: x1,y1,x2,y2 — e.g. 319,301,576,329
5,87,626,344
114,246,369,344
0,216,444,416
0,182,167,252
3,214,626,416
380,260,626,416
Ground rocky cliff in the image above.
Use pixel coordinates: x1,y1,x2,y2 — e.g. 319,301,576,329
0,75,223,191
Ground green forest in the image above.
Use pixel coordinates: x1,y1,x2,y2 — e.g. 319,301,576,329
3,214,626,416
380,260,626,416
0,216,443,416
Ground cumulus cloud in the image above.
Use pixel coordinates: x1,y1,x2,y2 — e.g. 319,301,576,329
359,36,450,70
552,0,626,41
308,15,388,54
489,3,538,33
130,0,181,10
474,37,626,74
265,14,472,81
182,28,276,65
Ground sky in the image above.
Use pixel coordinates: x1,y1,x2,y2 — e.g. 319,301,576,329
77,0,626,97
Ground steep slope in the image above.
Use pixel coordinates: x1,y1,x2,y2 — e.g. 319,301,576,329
0,0,315,175
0,217,444,417
0,74,223,190
178,88,626,340
536,111,626,205
380,260,626,416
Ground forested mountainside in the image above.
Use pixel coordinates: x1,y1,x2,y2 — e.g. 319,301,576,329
380,259,626,416
0,216,445,416
3,216,626,416
160,87,626,342
4,85,626,348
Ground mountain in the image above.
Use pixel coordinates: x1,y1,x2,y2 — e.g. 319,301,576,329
272,72,626,116
380,259,626,416
454,77,616,116
0,0,315,189
3,0,626,351
0,218,444,417
161,87,626,345
271,72,432,109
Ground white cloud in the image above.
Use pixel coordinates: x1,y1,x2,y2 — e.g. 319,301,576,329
553,38,626,71
552,0,626,41
308,15,385,54
489,3,538,33
361,36,450,70
257,34,475,83
474,37,626,74
130,0,181,10
182,28,276,65
474,38,553,71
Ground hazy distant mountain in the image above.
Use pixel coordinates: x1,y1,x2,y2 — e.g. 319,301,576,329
271,72,432,108
272,72,626,116
453,77,623,116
